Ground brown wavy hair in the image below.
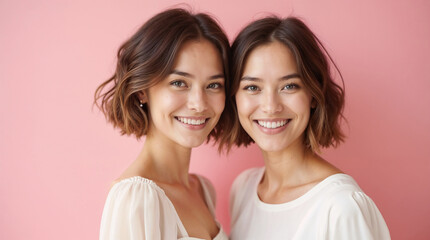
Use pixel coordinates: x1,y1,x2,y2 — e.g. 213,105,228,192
229,16,345,152
94,8,235,150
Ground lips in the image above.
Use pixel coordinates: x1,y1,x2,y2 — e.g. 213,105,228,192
175,116,208,126
256,119,289,129
253,118,290,135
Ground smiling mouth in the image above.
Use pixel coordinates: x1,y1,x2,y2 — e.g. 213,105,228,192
255,119,289,129
175,117,208,126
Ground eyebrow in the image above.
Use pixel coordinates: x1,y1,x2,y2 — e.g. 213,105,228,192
171,70,224,80
171,70,194,78
241,73,301,81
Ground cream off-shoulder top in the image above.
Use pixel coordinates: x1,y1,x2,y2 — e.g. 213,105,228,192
100,175,228,240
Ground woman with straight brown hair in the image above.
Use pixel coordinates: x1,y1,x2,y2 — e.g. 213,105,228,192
95,8,233,240
228,16,390,239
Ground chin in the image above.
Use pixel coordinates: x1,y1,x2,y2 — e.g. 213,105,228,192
255,141,286,153
179,138,207,149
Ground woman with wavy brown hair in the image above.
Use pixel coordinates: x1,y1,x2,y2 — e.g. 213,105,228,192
95,8,233,240
228,16,390,239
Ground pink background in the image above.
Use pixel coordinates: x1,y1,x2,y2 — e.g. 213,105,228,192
1,0,429,239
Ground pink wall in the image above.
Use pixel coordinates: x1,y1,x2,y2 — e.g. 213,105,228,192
1,0,429,239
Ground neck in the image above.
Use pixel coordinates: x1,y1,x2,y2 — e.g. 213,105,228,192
137,131,193,186
260,140,315,189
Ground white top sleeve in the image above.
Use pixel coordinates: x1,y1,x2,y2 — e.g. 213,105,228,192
324,190,391,240
99,177,175,240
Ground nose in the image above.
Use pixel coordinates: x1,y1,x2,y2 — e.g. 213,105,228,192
261,90,282,114
187,87,208,112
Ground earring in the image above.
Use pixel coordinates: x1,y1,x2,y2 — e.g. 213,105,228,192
139,100,144,108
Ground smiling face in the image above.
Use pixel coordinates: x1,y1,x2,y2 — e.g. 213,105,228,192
144,39,225,148
235,41,313,153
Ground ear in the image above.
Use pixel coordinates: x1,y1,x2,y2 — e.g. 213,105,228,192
311,98,317,109
138,91,147,104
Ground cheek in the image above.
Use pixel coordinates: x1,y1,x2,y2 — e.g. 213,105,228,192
164,94,183,107
208,93,225,114
148,90,185,116
235,93,258,125
236,93,256,115
289,93,312,118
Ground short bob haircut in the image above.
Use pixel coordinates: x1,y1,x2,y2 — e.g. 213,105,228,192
95,8,235,149
230,16,345,153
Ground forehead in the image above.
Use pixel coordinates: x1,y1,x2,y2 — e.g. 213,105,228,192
242,41,297,77
172,39,223,71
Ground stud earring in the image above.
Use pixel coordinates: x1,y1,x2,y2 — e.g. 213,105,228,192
139,100,144,108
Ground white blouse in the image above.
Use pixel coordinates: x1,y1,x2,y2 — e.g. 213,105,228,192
230,168,390,240
100,175,228,240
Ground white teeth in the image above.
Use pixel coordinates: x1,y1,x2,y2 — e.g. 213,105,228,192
257,120,288,129
177,117,206,125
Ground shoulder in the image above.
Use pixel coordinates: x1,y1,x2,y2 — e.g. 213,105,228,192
109,176,163,197
321,174,374,213
194,174,217,206
232,167,263,190
229,168,263,226
320,174,391,239
100,177,174,239
195,174,214,191
230,168,263,207
321,174,369,207
103,176,167,216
